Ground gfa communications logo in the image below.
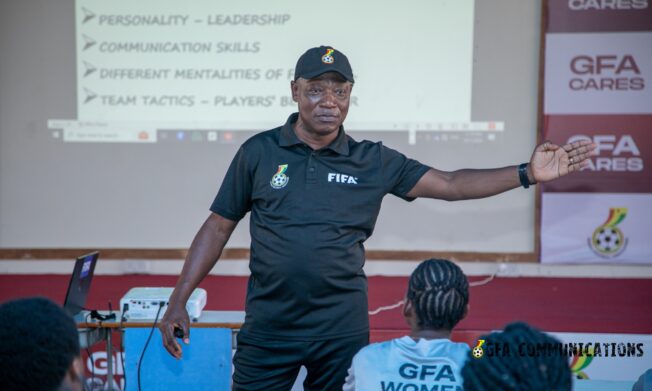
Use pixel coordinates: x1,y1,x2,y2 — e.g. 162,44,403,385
588,208,628,258
472,340,485,359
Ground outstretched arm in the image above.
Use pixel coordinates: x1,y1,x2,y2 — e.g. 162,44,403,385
406,139,595,201
159,212,238,359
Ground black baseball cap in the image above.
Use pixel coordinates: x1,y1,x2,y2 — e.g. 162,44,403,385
294,46,354,83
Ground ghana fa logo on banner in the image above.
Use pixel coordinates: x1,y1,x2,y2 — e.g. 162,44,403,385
570,347,595,380
588,208,628,258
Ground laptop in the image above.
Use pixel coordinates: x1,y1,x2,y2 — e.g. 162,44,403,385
63,251,99,318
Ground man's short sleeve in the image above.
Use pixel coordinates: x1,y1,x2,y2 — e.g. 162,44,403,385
380,144,430,201
210,147,253,221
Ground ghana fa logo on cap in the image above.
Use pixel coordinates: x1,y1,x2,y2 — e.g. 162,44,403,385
270,164,289,189
472,339,485,359
321,48,335,64
588,207,628,258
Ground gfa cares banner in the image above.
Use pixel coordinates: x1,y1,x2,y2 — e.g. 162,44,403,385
541,0,652,264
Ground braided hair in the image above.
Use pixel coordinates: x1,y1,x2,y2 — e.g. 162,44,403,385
462,322,572,391
0,297,81,391
407,258,469,330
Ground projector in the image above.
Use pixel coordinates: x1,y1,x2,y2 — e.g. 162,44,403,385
120,287,207,320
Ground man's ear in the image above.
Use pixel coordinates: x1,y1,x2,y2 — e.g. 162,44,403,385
71,356,83,381
61,356,84,390
291,80,299,102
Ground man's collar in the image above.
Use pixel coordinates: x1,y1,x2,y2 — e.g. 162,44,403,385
279,113,302,147
279,113,350,156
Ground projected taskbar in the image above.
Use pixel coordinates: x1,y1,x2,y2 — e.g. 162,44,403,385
47,120,505,144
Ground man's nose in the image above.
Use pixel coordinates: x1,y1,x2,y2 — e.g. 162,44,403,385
319,91,337,107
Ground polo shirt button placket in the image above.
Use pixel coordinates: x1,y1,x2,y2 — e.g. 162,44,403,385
307,152,317,185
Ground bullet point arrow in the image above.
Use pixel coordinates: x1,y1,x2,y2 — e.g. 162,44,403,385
82,61,97,77
82,34,96,51
83,88,97,104
81,7,96,24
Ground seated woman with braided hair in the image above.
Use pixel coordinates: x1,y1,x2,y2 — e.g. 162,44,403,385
343,258,470,391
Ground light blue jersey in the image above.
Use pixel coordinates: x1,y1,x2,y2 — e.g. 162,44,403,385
343,336,469,391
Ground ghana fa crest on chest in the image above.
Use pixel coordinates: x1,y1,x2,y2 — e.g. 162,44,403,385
270,164,290,189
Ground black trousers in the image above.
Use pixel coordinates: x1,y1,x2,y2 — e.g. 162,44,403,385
232,332,369,391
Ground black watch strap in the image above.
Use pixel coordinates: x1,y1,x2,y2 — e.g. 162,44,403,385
518,163,531,189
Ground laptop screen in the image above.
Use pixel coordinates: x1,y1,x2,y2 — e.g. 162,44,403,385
63,251,99,317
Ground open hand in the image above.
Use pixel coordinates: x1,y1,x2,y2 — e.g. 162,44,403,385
530,139,596,183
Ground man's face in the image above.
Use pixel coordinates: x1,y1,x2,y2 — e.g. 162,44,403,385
291,72,352,137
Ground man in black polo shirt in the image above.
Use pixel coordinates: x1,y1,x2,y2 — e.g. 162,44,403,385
160,46,595,390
